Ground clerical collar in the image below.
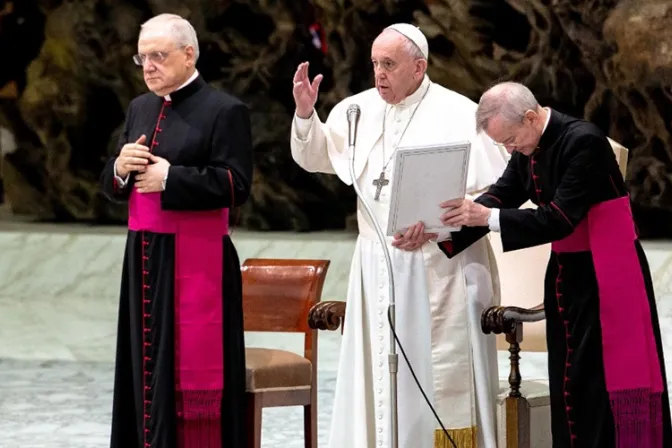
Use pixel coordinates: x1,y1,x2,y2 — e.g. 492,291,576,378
394,75,431,108
541,108,551,134
538,107,562,149
164,70,201,103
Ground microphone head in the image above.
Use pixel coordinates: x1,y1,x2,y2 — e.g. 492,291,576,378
347,104,361,120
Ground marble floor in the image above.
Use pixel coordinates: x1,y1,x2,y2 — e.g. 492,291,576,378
0,224,670,447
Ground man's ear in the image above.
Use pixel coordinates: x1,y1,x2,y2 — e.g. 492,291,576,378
415,59,428,79
523,109,538,125
184,46,195,66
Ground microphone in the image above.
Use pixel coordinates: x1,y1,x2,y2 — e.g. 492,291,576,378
346,104,361,148
345,103,400,448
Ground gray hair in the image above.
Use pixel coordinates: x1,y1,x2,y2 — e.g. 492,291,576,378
475,82,539,133
140,14,200,61
402,37,426,60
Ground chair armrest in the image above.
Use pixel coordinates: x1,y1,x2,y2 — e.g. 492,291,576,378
481,304,546,399
308,301,346,333
481,304,546,335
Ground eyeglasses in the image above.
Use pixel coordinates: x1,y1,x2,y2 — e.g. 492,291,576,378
492,136,520,148
132,48,182,66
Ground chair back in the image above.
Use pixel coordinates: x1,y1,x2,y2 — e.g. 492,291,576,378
489,138,629,352
241,258,330,360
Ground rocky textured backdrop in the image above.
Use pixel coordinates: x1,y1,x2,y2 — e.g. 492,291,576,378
0,0,670,236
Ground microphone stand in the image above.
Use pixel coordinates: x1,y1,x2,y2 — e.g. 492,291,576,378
346,105,399,448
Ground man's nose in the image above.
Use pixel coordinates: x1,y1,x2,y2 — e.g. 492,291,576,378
143,59,157,71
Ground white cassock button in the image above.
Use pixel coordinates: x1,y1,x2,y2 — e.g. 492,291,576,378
378,388,383,394
378,323,383,329
378,414,383,420
378,427,383,433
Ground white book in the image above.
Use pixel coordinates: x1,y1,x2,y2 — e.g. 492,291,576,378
386,141,471,236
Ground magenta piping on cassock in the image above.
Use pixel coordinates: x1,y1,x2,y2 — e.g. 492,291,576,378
129,189,228,447
552,196,664,448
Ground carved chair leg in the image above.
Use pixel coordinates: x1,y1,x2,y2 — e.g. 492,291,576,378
245,392,262,448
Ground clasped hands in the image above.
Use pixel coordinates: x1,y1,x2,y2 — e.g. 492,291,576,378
391,199,491,252
115,135,170,193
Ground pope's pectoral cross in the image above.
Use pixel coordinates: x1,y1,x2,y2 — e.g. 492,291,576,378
373,171,389,200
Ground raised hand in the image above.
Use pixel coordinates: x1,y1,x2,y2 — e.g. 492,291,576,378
292,62,323,119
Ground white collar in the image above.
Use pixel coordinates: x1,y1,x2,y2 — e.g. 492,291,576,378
164,70,199,101
541,107,551,134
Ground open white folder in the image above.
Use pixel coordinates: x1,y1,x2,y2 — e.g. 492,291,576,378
386,141,471,236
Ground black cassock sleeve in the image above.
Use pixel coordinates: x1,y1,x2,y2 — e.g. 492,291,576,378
438,158,530,258
496,135,609,252
100,104,135,203
161,102,253,211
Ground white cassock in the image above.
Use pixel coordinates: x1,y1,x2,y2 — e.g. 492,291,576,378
291,75,509,448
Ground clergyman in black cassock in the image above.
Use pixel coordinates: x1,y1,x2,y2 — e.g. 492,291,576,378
436,82,671,448
99,14,252,448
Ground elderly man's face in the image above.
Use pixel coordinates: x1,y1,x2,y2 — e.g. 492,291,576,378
485,111,543,156
371,32,425,104
137,34,194,97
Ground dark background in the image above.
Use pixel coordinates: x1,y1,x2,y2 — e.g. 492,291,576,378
0,0,670,237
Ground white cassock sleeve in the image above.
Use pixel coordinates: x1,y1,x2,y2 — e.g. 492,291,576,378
290,102,357,182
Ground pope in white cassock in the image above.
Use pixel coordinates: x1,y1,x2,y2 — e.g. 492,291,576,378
290,23,509,448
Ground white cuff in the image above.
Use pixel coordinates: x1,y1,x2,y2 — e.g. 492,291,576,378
488,208,501,232
161,169,169,191
294,111,314,140
113,160,130,187
431,230,453,243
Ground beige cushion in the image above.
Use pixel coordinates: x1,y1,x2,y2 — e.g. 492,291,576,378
245,347,312,391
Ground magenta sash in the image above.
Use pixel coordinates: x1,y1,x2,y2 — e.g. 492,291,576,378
552,196,663,447
129,189,228,447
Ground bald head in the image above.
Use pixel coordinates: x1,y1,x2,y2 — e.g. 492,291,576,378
475,82,539,133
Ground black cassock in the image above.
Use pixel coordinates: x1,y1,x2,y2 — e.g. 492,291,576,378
439,110,672,447
100,76,252,448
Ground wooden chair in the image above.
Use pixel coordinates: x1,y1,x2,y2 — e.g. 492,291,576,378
482,138,629,447
242,258,330,448
308,140,629,448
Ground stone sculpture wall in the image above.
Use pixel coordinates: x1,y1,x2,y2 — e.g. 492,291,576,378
0,0,670,236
